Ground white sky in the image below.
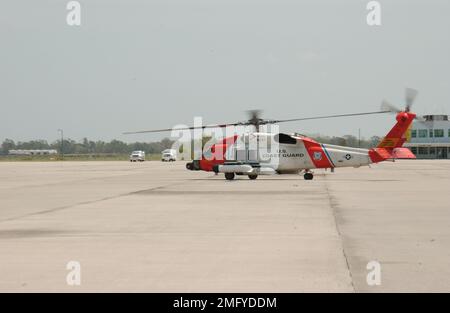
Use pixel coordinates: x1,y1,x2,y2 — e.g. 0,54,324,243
1,0,449,143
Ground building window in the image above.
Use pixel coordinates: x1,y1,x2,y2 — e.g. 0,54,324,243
410,147,417,154
411,130,417,138
418,147,428,155
418,129,428,138
448,129,450,137
430,147,436,155
434,129,444,138
429,129,434,138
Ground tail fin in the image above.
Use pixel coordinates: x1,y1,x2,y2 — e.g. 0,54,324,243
377,112,416,149
369,112,417,163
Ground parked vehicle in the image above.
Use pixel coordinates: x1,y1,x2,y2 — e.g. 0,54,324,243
130,151,145,162
161,149,177,162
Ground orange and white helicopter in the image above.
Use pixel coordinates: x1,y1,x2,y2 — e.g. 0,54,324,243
125,89,421,180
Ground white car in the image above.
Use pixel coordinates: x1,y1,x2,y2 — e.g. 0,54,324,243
161,149,177,162
130,151,145,162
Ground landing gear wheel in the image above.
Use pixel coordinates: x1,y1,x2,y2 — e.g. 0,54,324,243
304,172,314,180
248,175,258,180
225,173,235,180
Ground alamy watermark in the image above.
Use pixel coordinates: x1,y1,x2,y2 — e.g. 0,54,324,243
66,1,81,26
366,260,381,286
168,117,281,161
366,1,382,26
66,261,81,286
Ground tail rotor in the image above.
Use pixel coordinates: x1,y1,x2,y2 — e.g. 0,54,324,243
405,87,418,112
381,87,424,122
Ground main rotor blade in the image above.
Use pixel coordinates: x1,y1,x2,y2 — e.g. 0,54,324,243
271,110,391,124
123,123,243,134
123,110,391,134
380,100,401,113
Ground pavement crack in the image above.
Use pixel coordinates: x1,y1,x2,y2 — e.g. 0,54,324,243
323,175,356,292
0,179,196,224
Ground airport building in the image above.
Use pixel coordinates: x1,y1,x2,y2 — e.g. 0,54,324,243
404,115,450,159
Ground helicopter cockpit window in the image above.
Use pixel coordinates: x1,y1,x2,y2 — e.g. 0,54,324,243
274,133,297,145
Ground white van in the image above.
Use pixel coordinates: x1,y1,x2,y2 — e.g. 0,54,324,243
161,149,177,162
130,151,145,162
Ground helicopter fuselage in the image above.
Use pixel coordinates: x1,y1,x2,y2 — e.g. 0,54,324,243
185,111,417,180
187,133,372,174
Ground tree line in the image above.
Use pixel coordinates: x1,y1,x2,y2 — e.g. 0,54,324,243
0,138,174,155
0,134,382,155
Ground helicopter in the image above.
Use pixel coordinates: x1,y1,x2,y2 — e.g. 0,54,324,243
124,89,421,180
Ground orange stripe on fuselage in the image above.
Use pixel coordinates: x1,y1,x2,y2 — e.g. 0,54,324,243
302,138,333,169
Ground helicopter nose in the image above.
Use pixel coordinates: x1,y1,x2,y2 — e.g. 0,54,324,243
186,160,201,171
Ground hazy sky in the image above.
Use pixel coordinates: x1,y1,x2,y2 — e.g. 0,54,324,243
1,0,449,143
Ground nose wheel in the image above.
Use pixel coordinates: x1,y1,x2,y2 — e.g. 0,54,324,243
304,172,314,180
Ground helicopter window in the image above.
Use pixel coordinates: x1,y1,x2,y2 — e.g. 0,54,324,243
274,133,297,145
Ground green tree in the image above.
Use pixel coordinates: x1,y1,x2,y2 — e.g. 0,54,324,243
343,135,358,147
1,139,16,154
16,140,50,150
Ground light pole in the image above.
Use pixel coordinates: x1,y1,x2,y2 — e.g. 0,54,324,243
58,129,64,159
358,128,361,148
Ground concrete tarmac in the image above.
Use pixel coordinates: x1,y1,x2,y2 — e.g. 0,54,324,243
0,160,449,292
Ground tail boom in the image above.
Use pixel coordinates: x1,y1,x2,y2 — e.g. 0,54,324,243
369,147,416,163
370,111,417,163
